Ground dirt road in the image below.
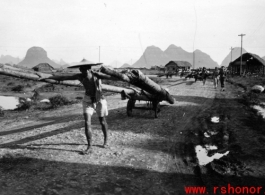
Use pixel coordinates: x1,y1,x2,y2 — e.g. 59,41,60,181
1,77,265,195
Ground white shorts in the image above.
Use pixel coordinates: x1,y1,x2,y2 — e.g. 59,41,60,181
82,96,108,117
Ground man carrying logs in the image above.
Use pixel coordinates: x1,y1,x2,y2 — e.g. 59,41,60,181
39,63,113,155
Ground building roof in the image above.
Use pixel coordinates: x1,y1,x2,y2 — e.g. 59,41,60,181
165,61,192,67
32,63,54,69
229,53,265,67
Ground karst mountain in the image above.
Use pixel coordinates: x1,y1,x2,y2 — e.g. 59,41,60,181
0,55,21,65
132,44,219,69
18,47,60,68
220,47,247,67
2,45,262,69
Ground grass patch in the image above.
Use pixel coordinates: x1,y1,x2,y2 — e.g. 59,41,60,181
228,76,265,91
15,101,33,111
241,91,261,106
49,94,72,108
11,85,24,92
228,76,265,107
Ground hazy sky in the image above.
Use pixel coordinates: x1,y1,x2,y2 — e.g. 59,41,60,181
1,0,265,66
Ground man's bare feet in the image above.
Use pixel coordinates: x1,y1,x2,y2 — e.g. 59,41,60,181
103,143,109,148
80,148,93,155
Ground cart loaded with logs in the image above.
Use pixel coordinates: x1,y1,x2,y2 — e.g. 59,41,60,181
0,64,175,118
99,66,174,118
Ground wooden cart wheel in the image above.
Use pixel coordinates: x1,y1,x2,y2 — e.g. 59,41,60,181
153,101,161,118
127,99,135,117
157,102,161,113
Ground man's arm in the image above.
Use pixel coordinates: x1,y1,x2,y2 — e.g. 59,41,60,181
39,74,81,81
92,71,118,81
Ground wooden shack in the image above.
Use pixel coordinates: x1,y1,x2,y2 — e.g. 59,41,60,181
228,53,265,75
32,63,55,73
164,61,191,73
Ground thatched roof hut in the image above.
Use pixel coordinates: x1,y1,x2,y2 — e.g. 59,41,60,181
228,53,265,75
151,65,165,71
165,61,191,72
32,63,55,72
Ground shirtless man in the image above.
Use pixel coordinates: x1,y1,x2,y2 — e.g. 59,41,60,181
201,67,209,85
212,67,219,89
40,63,112,154
219,66,227,91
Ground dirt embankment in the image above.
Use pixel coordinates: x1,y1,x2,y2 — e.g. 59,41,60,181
1,76,265,195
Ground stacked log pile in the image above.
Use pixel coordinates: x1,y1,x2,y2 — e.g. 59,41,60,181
100,66,174,104
0,64,175,104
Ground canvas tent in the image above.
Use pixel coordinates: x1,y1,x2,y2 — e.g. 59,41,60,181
228,53,265,75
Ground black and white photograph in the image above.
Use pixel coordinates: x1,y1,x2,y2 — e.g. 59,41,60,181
1,0,265,194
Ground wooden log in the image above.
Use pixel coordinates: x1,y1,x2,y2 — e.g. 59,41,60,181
0,66,81,86
0,65,146,96
0,64,34,73
102,84,138,95
100,66,175,104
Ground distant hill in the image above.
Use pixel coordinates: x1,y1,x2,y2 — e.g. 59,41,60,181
262,56,265,60
18,47,61,68
120,63,131,68
53,59,68,66
110,60,123,68
132,46,167,68
192,49,219,69
0,55,21,65
125,59,136,66
220,47,247,67
132,44,218,69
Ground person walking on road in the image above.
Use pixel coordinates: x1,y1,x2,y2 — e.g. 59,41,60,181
201,67,208,85
39,62,113,155
219,66,227,91
212,67,219,89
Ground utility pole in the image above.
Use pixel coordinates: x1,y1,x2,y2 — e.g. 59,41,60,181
230,47,234,62
99,46,100,63
238,34,245,75
193,51,195,69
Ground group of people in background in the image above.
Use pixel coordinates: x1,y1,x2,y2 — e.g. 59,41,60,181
185,66,227,91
